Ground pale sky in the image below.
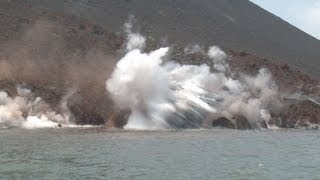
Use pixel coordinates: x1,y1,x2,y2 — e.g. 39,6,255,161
250,0,320,40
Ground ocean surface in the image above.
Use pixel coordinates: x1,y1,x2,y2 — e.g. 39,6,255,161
0,128,320,180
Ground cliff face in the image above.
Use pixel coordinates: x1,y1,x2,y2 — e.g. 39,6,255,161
9,0,320,79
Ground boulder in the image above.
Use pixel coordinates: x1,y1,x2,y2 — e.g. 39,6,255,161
212,117,235,129
106,110,130,128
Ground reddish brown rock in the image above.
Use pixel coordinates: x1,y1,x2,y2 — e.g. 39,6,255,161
106,110,130,128
279,100,320,129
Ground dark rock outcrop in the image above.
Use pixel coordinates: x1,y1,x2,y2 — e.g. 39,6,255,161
233,115,253,130
211,115,270,130
212,117,235,129
0,80,18,97
279,100,320,129
106,110,130,128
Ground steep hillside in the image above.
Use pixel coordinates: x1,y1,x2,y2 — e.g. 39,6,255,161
10,0,320,79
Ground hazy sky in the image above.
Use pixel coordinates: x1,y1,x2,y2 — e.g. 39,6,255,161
250,0,320,39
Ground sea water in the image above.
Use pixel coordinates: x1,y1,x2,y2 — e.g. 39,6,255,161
0,128,319,180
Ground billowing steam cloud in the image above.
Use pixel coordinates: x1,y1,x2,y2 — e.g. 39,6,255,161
107,48,174,129
124,15,146,51
0,86,73,129
106,22,281,130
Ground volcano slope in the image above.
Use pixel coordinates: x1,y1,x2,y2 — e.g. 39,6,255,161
0,0,319,129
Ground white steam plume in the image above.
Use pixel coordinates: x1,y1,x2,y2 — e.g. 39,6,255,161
106,31,280,130
124,15,146,51
106,48,174,129
0,86,76,129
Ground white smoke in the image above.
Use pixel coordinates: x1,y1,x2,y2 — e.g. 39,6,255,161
106,48,174,129
184,44,206,54
124,15,146,51
0,86,74,129
107,28,281,130
208,46,229,73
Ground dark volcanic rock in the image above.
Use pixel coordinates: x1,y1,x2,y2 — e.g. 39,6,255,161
279,100,320,129
106,110,130,128
234,115,252,130
0,80,18,97
212,117,235,129
211,115,268,130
